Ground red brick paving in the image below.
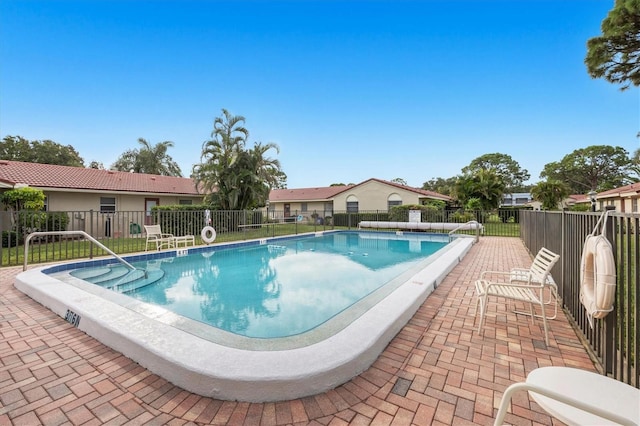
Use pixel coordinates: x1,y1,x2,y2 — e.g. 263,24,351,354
0,237,595,425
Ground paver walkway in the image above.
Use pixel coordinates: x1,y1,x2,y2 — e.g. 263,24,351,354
0,237,596,425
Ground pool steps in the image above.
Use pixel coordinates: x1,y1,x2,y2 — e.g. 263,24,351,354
70,265,165,293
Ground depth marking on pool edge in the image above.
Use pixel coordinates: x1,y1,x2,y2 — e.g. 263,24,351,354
64,309,81,328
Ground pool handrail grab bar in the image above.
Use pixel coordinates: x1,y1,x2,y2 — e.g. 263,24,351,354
23,230,138,273
448,220,481,243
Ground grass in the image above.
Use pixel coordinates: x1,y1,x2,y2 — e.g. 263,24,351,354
1,222,522,268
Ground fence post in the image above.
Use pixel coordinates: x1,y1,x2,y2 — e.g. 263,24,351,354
602,206,617,375
89,210,94,259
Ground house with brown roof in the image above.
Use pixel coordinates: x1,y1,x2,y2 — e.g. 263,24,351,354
593,182,640,213
0,160,204,237
566,183,640,212
268,178,451,222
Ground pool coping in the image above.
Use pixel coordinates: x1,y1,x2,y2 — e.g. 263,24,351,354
15,232,475,402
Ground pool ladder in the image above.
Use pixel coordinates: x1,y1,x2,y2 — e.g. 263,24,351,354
23,231,146,278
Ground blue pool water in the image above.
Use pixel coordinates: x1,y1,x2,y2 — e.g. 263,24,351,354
69,231,448,339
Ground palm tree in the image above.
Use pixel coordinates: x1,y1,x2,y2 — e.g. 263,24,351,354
454,169,505,210
112,138,182,176
192,109,285,210
531,180,570,210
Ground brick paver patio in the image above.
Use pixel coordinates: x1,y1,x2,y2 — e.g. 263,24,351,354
0,237,596,425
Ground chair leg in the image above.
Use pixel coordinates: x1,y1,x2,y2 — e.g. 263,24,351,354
538,300,549,346
529,302,535,324
478,293,489,335
547,285,558,320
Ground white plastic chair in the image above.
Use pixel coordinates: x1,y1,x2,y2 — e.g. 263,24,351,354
475,247,560,345
494,366,640,426
144,224,174,251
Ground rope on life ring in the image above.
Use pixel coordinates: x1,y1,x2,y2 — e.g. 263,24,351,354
580,210,616,328
201,226,217,244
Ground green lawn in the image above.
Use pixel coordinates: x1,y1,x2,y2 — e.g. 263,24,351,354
2,222,521,268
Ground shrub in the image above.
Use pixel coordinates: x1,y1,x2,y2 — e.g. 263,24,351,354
389,204,445,222
450,210,476,223
2,231,22,247
485,213,502,223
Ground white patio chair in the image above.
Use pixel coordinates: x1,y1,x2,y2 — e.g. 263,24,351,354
144,224,174,251
475,247,560,345
494,366,639,426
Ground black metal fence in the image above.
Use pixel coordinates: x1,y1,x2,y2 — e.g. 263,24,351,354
1,208,522,267
521,209,639,388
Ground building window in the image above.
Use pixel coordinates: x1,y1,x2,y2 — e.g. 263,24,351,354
388,200,402,210
633,198,638,212
100,197,116,213
301,202,308,212
346,195,359,213
179,199,192,205
43,196,48,212
387,193,402,211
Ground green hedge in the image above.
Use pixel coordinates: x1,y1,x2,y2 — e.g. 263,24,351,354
152,205,264,235
332,212,390,227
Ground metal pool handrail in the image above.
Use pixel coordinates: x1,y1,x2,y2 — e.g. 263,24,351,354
23,231,138,272
448,220,482,243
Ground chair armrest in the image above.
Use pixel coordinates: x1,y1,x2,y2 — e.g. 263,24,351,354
161,233,174,238
494,381,637,426
480,279,544,292
480,270,515,282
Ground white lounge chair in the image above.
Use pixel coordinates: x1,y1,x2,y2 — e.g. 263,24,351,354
475,247,560,345
144,224,174,251
494,366,639,426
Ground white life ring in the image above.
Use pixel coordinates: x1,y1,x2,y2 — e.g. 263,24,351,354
297,215,303,222
201,226,217,244
580,233,616,325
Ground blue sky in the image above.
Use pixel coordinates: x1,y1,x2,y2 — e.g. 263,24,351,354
1,0,637,189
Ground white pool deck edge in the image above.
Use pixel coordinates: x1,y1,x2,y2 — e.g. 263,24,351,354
15,236,474,402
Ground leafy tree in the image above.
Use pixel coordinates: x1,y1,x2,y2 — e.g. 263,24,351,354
461,153,530,193
390,178,408,186
631,147,640,179
585,0,640,90
1,135,84,166
530,180,570,210
0,187,45,211
192,109,285,210
1,187,47,243
89,161,105,169
422,176,457,196
454,169,505,210
540,145,636,193
112,138,182,176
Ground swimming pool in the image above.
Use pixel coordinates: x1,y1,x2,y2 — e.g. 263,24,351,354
16,230,474,401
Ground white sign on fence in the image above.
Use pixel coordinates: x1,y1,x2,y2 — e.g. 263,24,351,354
409,210,421,223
